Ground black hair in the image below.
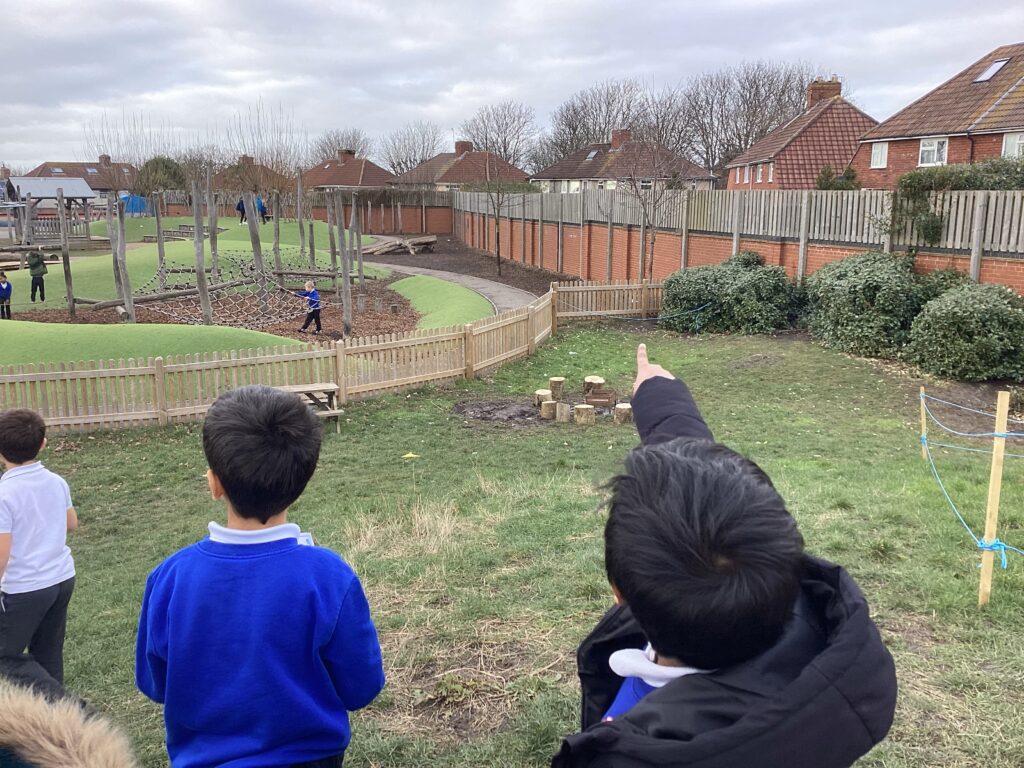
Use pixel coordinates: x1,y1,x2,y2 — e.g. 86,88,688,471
202,385,322,523
604,437,804,670
0,409,46,464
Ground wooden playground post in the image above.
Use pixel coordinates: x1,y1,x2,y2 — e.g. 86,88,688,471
83,201,92,242
978,390,1010,606
351,193,364,285
207,168,219,282
334,192,353,335
920,387,928,460
192,181,213,325
105,194,123,299
296,170,306,259
55,188,76,319
155,192,167,290
115,198,135,323
272,191,283,289
308,220,316,267
243,191,270,316
326,195,338,293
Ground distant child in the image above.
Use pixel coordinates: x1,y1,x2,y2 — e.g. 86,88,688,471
26,252,46,303
552,345,897,768
0,272,11,319
136,385,384,768
257,194,269,223
295,280,322,334
235,197,246,224
0,409,78,702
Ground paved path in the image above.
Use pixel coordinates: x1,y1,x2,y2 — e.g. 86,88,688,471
371,262,537,314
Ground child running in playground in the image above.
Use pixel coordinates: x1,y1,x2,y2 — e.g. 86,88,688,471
0,272,11,319
0,409,78,702
296,280,322,334
552,345,897,768
136,385,384,768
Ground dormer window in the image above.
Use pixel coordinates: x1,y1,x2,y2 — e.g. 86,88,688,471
585,150,598,161
52,167,64,173
974,58,1009,82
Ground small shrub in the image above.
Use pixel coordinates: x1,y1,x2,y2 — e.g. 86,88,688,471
914,268,971,306
805,251,919,357
908,284,1024,381
661,254,796,335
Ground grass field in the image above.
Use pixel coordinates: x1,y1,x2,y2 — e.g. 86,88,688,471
88,215,373,248
47,325,1024,767
391,275,494,328
0,320,300,365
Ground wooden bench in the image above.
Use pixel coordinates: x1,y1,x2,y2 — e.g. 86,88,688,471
275,383,343,432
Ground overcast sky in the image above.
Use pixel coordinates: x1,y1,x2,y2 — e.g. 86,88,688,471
3,0,1022,169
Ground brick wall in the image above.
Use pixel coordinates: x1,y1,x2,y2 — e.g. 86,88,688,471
852,133,1009,189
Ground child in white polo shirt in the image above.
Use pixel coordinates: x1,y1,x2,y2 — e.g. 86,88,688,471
0,409,77,699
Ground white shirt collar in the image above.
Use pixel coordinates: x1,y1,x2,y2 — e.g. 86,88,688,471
207,521,301,545
609,644,709,688
0,462,44,482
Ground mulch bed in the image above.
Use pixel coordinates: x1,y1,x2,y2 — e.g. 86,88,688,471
365,236,573,296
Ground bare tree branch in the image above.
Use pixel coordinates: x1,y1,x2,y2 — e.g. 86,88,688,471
459,100,536,169
309,129,375,164
380,121,444,176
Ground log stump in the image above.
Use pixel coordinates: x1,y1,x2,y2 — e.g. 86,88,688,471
556,402,572,423
534,389,553,406
548,376,566,400
540,400,557,420
614,403,633,424
574,404,596,425
584,376,606,395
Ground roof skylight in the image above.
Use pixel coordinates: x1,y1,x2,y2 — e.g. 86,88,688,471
585,150,599,160
975,58,1009,82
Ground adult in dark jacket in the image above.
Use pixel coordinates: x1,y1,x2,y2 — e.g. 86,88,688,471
552,345,897,768
236,197,246,224
27,251,46,303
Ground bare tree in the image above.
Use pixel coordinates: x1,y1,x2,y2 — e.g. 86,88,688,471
309,128,374,164
460,101,536,169
175,143,230,194
541,79,647,162
379,121,444,175
224,100,308,187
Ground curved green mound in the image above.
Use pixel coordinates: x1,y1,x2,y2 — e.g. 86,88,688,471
390,275,494,329
0,320,298,366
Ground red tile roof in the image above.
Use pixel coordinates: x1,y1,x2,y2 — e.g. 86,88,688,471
531,141,714,182
212,159,294,192
302,155,396,188
25,159,136,193
862,42,1024,141
393,150,527,186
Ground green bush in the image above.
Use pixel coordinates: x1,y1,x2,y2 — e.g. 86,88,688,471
914,268,971,305
908,284,1024,381
661,252,796,335
805,251,920,357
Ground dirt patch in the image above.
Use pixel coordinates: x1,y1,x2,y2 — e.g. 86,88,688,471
365,236,573,296
453,399,542,426
731,353,782,369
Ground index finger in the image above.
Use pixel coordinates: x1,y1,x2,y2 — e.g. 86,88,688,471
636,344,649,368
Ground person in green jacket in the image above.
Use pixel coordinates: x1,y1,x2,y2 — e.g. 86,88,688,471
27,251,47,303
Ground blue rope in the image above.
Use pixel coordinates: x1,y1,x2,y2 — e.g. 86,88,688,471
922,393,1024,426
920,396,1024,439
926,440,1024,460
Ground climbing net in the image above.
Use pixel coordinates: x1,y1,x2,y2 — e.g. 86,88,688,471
919,391,1024,569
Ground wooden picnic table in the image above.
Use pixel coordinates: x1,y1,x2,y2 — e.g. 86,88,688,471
274,383,343,432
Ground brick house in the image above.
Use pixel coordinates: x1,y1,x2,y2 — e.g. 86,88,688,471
726,78,878,190
530,129,716,192
212,155,294,193
25,154,136,195
391,141,528,191
851,42,1024,189
302,149,396,190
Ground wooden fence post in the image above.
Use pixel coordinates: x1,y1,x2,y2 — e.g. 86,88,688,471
527,302,537,355
557,194,564,273
979,390,1010,606
55,188,75,319
334,341,348,405
640,280,649,319
970,190,989,282
679,189,690,270
579,188,586,278
550,282,559,337
607,189,615,280
538,194,545,268
919,386,928,460
797,190,811,284
154,356,168,425
421,192,427,233
521,194,527,263
464,323,475,379
882,191,894,254
731,191,743,256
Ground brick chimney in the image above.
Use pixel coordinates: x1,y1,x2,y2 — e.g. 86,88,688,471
610,129,632,150
338,148,357,161
239,155,255,166
806,76,842,109
99,154,112,167
454,140,474,155
0,166,9,181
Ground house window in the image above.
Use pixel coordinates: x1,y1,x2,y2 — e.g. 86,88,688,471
756,164,763,182
743,165,750,183
605,180,617,191
735,167,740,183
768,163,773,182
86,167,98,174
568,180,581,193
870,142,889,169
1003,132,1024,158
639,179,653,191
974,58,1009,83
51,167,64,173
918,138,948,167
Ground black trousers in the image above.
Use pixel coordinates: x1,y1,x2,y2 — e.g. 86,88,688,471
0,300,9,319
0,577,75,700
291,755,343,768
301,309,322,332
239,212,247,223
30,275,44,302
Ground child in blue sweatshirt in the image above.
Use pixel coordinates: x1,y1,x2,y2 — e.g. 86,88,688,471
0,272,11,319
136,385,384,768
296,280,322,334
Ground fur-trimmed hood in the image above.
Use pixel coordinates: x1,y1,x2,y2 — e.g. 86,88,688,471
0,683,138,768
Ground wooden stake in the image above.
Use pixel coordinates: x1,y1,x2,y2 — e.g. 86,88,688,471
540,400,557,420
550,282,558,337
351,194,364,285
979,390,1010,606
584,375,606,395
326,196,338,293
207,167,219,281
614,403,633,424
556,402,572,423
192,181,212,325
308,220,316,267
115,198,135,323
55,188,75,319
574,404,596,425
334,192,352,336
243,191,269,316
272,191,283,289
548,377,565,400
534,389,553,406
920,386,928,460
297,169,305,259
105,194,123,299
155,192,167,290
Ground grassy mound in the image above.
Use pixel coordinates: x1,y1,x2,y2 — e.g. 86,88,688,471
390,275,494,328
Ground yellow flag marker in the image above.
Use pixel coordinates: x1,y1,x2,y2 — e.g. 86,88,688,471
402,452,421,460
